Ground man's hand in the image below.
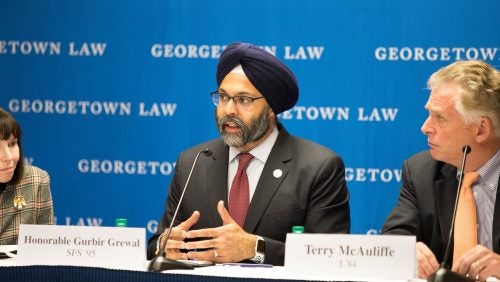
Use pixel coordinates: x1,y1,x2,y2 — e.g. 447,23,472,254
416,242,440,279
184,200,257,262
452,245,500,282
159,211,200,260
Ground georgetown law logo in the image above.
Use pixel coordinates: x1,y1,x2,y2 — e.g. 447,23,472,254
8,99,177,117
151,43,325,60
53,217,158,235
375,46,500,61
345,167,402,183
78,159,176,176
54,216,104,226
280,106,398,122
0,40,107,57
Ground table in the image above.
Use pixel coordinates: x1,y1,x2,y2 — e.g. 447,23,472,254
0,264,421,282
0,265,292,282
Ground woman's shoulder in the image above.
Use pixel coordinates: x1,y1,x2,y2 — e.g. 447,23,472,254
21,165,50,182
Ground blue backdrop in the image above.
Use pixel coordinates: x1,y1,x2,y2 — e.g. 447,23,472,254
1,0,499,239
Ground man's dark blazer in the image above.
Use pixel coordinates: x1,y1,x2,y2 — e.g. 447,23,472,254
382,150,500,265
147,125,351,265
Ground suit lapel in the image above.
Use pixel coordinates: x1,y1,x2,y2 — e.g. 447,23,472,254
205,142,229,227
243,128,293,233
493,173,500,253
435,163,458,254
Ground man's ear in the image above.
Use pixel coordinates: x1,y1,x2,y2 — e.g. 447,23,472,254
268,107,275,118
475,116,493,143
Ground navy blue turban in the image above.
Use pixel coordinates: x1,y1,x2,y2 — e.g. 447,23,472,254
216,42,299,114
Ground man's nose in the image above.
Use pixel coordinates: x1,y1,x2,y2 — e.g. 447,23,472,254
222,99,238,115
421,117,432,135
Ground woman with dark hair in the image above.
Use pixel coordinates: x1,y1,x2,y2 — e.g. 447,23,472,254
0,107,53,245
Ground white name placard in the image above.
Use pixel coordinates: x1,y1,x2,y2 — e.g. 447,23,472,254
285,234,416,281
17,224,146,271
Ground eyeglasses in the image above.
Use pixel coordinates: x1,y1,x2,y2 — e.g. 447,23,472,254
210,91,264,109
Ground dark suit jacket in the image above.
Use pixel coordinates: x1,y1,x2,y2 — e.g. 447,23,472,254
147,125,350,265
382,150,500,266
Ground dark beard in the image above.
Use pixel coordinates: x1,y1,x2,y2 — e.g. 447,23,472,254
215,106,270,148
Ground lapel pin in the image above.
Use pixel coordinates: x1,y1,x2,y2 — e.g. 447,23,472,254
273,169,283,179
13,195,26,210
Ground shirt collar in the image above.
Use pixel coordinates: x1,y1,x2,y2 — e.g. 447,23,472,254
229,126,279,164
457,149,500,192
476,149,500,192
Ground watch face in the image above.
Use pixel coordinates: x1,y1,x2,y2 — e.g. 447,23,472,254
254,253,265,264
250,237,265,263
257,238,266,253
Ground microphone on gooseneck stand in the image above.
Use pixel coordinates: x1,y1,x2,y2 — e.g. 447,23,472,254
148,148,214,272
428,145,474,282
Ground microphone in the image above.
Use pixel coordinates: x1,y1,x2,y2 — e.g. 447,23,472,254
428,145,474,282
148,148,213,272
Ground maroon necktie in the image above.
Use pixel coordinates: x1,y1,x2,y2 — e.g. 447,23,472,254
229,153,254,227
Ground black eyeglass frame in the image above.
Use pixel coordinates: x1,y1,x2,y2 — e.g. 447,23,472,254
210,91,265,107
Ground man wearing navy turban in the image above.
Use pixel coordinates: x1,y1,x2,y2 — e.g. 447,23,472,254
148,42,350,266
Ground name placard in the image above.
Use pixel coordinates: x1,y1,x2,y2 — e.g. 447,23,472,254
17,224,146,271
285,234,416,281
